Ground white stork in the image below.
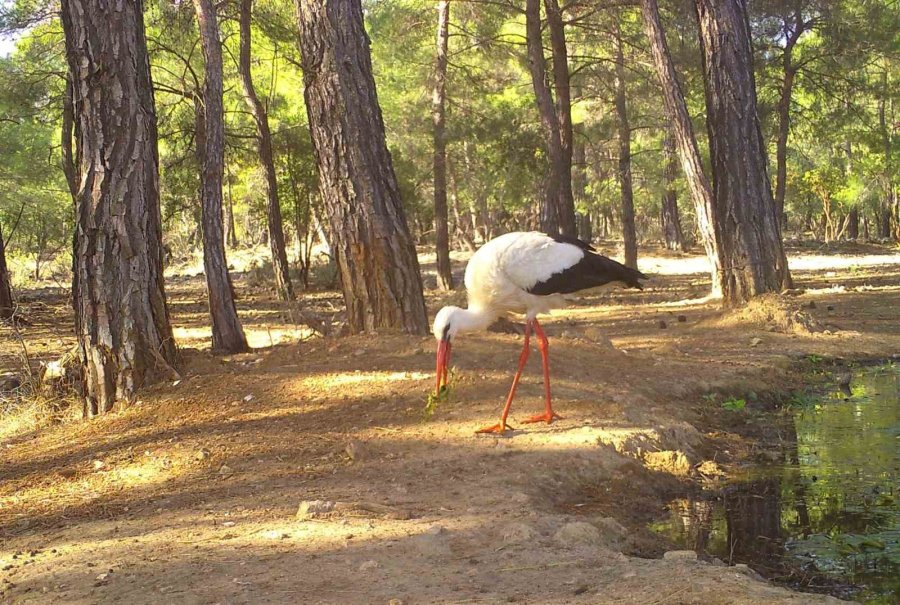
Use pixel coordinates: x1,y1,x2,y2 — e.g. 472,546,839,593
432,231,648,434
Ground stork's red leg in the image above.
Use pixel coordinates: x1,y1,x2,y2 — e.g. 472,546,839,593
476,320,532,434
521,318,562,425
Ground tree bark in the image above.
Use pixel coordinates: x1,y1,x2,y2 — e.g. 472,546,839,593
573,130,592,243
661,131,686,251
296,0,428,334
694,0,792,304
614,28,638,269
224,165,238,248
60,0,178,416
193,0,249,352
432,0,453,291
525,0,575,237
774,57,796,231
774,11,809,231
61,75,78,201
640,0,722,294
544,0,577,237
0,224,13,320
238,0,293,301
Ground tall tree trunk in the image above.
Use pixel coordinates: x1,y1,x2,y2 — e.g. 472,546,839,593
432,0,453,291
238,0,294,301
61,75,78,201
0,224,13,320
193,0,249,352
774,60,796,231
224,165,238,248
661,131,686,251
614,28,638,269
60,0,178,416
640,0,722,294
544,0,577,236
694,0,792,304
573,130,591,242
774,12,807,230
525,0,575,236
296,0,428,335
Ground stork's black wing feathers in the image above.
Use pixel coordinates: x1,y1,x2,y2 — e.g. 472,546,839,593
546,232,596,252
527,250,649,295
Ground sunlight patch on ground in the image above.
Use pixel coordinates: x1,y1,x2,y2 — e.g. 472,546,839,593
173,326,314,348
0,453,196,523
299,371,431,390
638,251,900,277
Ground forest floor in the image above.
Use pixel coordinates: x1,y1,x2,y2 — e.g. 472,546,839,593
1,241,898,605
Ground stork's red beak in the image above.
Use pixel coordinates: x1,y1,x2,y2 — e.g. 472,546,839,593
434,338,451,395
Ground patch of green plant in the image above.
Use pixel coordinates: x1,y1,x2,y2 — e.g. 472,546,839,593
806,354,823,364
720,397,746,412
423,369,454,420
786,391,817,408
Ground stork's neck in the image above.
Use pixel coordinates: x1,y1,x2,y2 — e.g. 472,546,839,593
455,306,498,334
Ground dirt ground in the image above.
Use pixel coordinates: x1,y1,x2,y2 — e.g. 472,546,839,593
1,242,898,605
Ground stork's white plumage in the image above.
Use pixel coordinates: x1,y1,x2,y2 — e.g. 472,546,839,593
432,231,648,434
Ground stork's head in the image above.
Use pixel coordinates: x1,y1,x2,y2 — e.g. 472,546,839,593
432,305,461,396
433,305,463,343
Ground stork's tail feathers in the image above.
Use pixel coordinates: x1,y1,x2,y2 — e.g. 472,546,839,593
590,253,649,290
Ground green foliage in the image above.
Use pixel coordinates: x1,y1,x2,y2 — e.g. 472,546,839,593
720,397,747,412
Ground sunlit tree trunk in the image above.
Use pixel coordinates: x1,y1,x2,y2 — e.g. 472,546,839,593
193,0,249,352
238,0,293,301
432,0,453,290
60,0,178,415
614,26,637,269
694,0,792,304
640,0,722,294
296,0,428,334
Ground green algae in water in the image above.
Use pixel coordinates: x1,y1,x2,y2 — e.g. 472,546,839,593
651,363,899,602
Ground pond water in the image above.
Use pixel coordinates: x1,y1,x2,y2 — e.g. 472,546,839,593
650,363,899,603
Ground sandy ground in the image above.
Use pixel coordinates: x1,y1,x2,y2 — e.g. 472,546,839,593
1,242,899,605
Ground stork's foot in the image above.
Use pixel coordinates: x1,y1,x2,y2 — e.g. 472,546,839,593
521,411,562,425
475,421,514,435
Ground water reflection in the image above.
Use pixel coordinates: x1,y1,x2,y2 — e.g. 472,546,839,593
651,364,899,603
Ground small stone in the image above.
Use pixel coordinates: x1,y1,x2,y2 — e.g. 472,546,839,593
94,572,110,586
359,560,379,572
195,449,210,461
388,600,405,605
243,394,255,403
658,320,668,329
345,440,364,461
501,522,538,546
676,315,687,323
553,522,602,548
92,460,105,470
749,337,762,347
296,500,336,519
663,550,697,562
222,521,236,528
353,349,366,357
218,465,233,477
